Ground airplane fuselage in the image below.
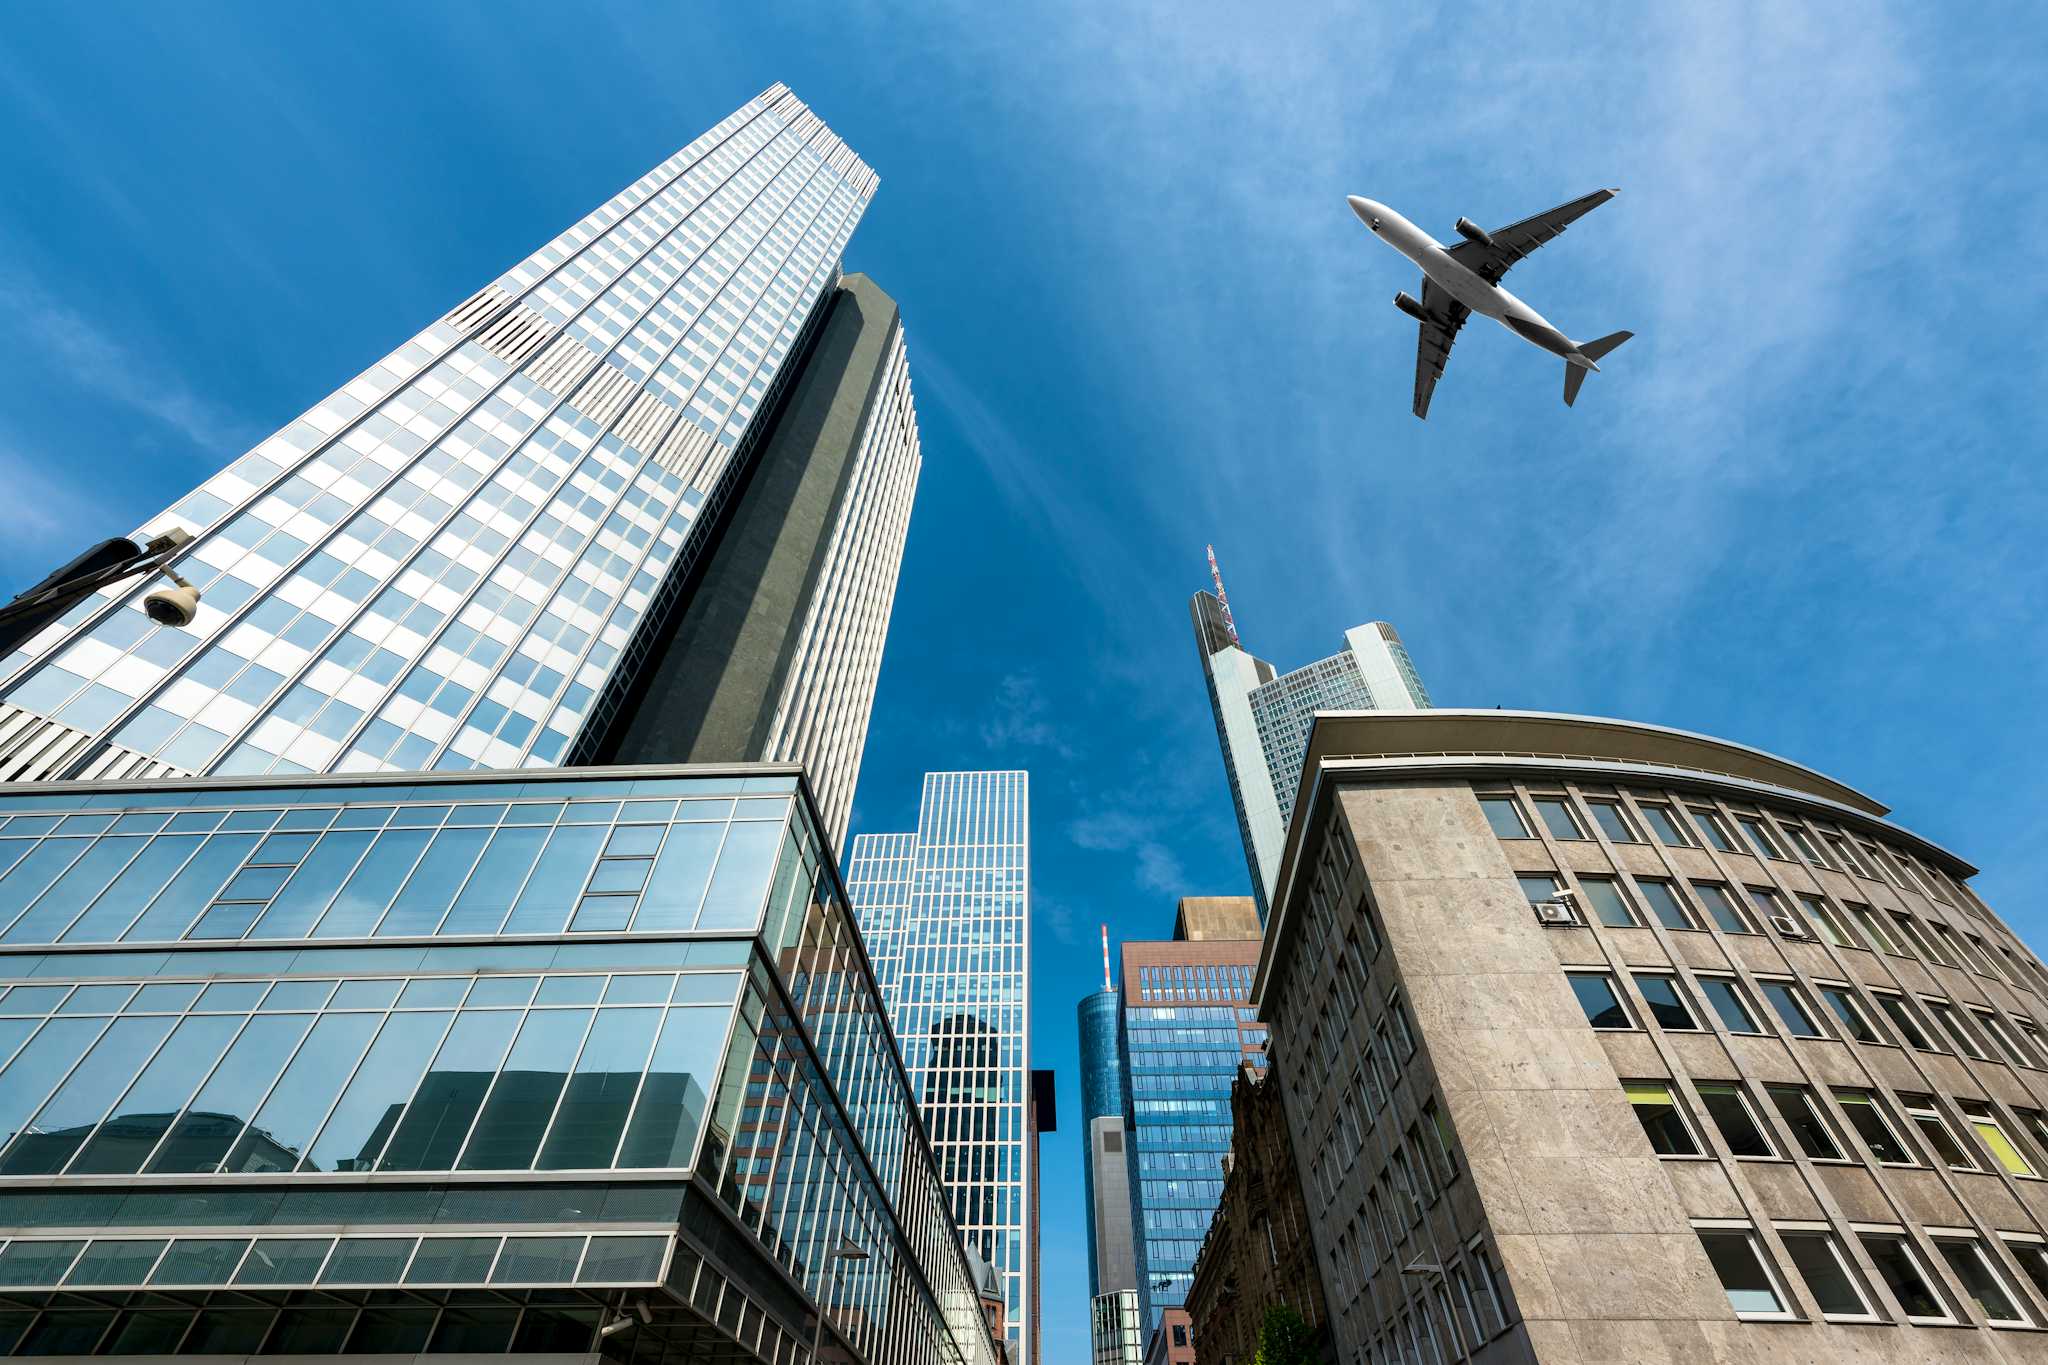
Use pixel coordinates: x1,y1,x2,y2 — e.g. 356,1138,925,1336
1349,197,1595,367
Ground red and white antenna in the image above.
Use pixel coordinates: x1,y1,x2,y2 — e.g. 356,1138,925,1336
1101,924,1113,991
1206,544,1241,647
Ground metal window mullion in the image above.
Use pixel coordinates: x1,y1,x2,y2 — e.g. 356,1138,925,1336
286,1004,404,1172
27,835,153,945
79,101,801,775
46,1006,188,1176
521,1005,604,1171
483,816,575,937
0,1012,114,1166
0,838,92,939
591,1001,666,1171
290,822,384,939
423,814,512,936
102,830,214,944
355,822,447,938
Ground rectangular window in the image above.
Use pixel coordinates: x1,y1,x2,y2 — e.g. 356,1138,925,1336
1764,1085,1844,1160
1756,979,1826,1039
1567,973,1632,1030
1576,876,1638,928
1697,975,1764,1034
1871,992,1935,1051
1478,795,1532,839
1922,998,1990,1060
1847,903,1903,955
1893,915,1953,967
1778,1228,1876,1321
1697,1082,1776,1158
1747,886,1792,936
1900,1094,1978,1171
1958,1102,2034,1177
1975,1010,2041,1069
1518,874,1571,920
1735,816,1785,860
1425,1101,1459,1183
2000,1236,2048,1308
1932,1236,2031,1326
1531,797,1585,842
1796,895,1854,948
1780,823,1830,868
1586,801,1639,844
1857,1231,1952,1323
1635,878,1697,931
1625,1081,1701,1156
1816,984,1881,1044
1832,1090,1915,1165
1694,1225,1792,1319
1637,802,1691,848
1631,973,1699,1031
1689,807,1738,853
1690,881,1751,935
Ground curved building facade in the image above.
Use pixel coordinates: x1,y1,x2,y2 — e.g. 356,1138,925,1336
1079,985,1140,1365
1256,709,2048,1363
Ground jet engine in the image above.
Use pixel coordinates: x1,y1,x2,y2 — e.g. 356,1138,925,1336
1393,291,1430,323
1454,216,1494,247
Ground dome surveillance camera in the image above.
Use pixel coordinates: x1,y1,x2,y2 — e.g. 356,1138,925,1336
143,582,200,627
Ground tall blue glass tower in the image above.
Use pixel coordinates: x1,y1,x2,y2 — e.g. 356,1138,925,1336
1079,930,1141,1365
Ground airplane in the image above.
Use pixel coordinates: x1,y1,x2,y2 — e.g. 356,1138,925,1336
1347,189,1631,419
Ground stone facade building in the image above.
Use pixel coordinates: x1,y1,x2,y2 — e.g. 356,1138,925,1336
1187,1062,1331,1365
1255,708,2048,1362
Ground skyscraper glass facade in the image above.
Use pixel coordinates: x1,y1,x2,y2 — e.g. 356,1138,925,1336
0,84,875,795
1120,942,1263,1352
1080,986,1141,1365
0,765,997,1365
847,772,1031,1365
1191,589,1430,919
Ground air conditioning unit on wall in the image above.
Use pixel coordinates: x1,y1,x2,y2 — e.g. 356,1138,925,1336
1771,914,1805,938
1534,901,1578,926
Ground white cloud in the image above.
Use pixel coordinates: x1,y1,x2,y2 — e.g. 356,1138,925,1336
979,671,1077,759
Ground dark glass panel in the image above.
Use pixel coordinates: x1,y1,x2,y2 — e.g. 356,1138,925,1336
536,1008,660,1169
379,1010,520,1172
696,820,785,929
302,1011,451,1172
0,1015,175,1173
223,1013,380,1172
616,1005,728,1168
457,1009,591,1170
64,1239,168,1284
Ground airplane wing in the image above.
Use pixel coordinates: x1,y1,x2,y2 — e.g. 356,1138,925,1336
1412,277,1470,420
1444,187,1618,285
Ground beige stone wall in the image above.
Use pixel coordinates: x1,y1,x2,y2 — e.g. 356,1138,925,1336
1268,768,2048,1363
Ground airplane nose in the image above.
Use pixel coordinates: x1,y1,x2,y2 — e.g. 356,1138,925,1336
1347,195,1372,221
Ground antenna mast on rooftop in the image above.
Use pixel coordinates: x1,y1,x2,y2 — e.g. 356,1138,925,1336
1205,544,1240,647
1101,925,1113,991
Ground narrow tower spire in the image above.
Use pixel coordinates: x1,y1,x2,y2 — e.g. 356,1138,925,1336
1206,544,1240,647
1101,924,1113,991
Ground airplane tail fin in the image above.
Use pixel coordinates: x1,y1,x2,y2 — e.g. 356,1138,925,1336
1563,331,1632,407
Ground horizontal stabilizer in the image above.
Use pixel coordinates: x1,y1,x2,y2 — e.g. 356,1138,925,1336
1580,329,1632,363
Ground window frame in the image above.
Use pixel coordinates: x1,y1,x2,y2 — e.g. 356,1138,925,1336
1774,1223,1879,1323
1624,1079,1704,1159
1630,971,1703,1032
1691,1220,1798,1322
1795,894,1855,948
1763,1084,1847,1162
1899,1094,1980,1173
1585,800,1640,844
1853,1226,1955,1325
1529,795,1586,842
1755,977,1828,1039
1636,801,1691,848
1927,1230,2034,1328
1958,1101,2036,1178
1574,875,1640,929
1814,981,1883,1045
1831,1088,1919,1167
1565,972,1635,1031
1476,794,1533,840
1869,989,1937,1052
1634,877,1699,932
1695,974,1766,1036
1695,1080,1779,1160
1690,880,1753,935
1846,902,1903,956
1688,807,1738,853
1921,996,1991,1061
1734,814,1786,861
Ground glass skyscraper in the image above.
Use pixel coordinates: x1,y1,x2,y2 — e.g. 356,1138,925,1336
0,85,984,1365
0,83,915,846
846,772,1032,1365
1191,582,1429,919
1117,903,1264,1365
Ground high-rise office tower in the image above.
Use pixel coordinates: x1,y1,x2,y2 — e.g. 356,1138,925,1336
0,87,993,1365
1080,929,1142,1365
1191,551,1429,919
0,82,918,848
1119,897,1265,1365
1258,707,2048,1362
847,771,1034,1365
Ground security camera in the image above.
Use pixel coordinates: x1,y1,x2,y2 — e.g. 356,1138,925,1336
144,578,200,627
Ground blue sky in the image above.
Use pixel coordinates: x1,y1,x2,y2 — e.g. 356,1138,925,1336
3,4,2045,1359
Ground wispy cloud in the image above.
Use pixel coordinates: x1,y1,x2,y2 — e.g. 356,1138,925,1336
979,671,1077,759
0,272,253,455
1068,805,1188,896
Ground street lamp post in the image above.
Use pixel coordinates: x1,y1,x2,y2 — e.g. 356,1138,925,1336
807,1236,869,1365
0,528,200,654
